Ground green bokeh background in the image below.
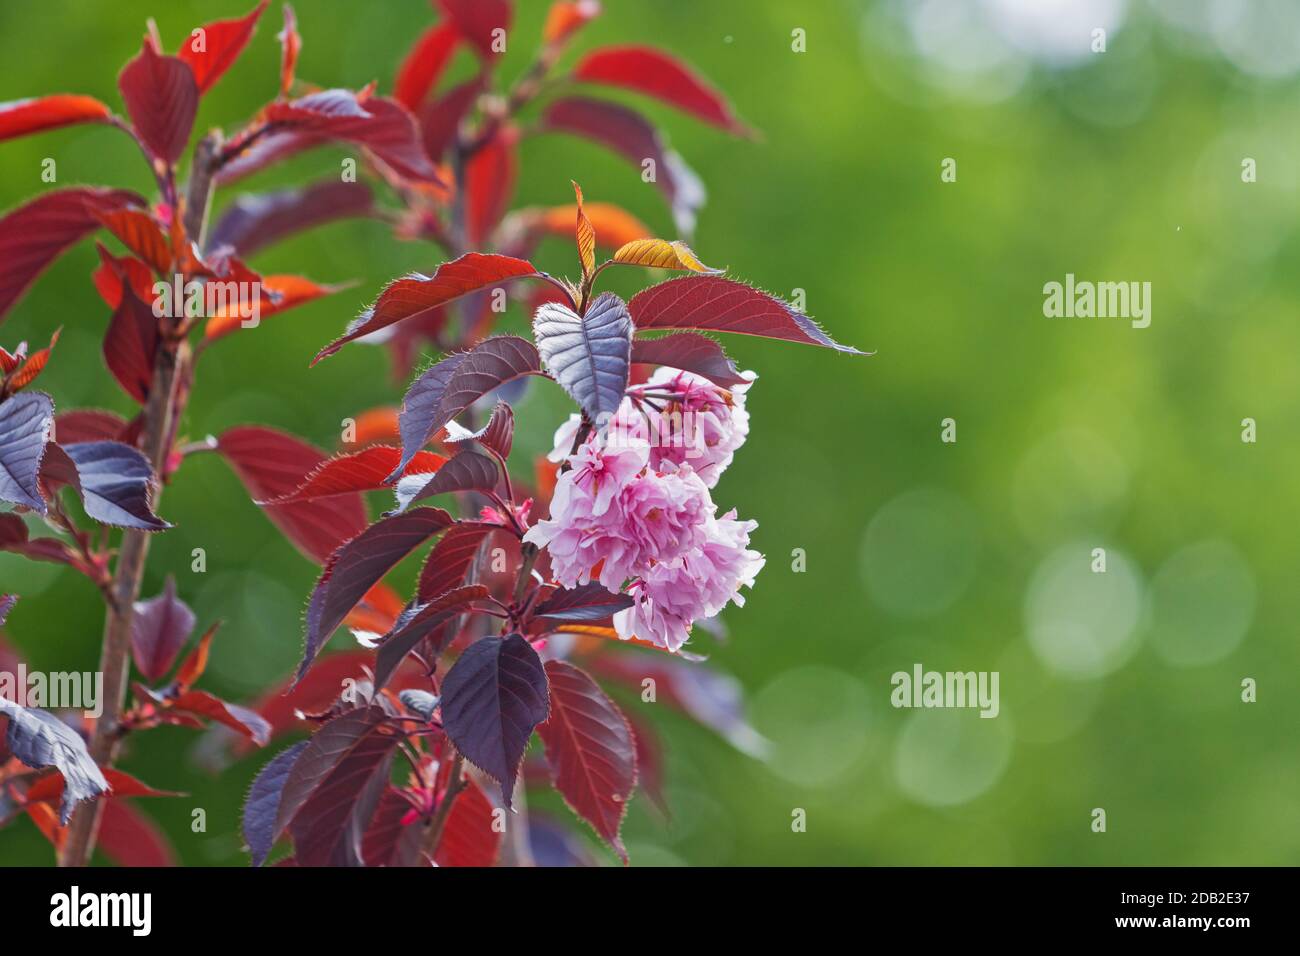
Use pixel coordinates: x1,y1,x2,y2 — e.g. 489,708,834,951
2,0,1297,866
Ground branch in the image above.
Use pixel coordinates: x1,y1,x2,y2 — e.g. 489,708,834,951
57,133,222,868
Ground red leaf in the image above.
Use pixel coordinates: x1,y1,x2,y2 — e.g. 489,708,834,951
362,787,423,866
629,276,864,353
217,426,369,564
177,0,269,95
117,39,199,165
419,77,485,163
97,208,172,275
0,187,143,322
0,513,92,577
277,3,301,97
0,95,112,142
91,243,154,310
54,409,129,444
436,774,500,866
573,45,753,136
23,766,183,805
97,801,177,866
5,328,60,393
131,574,196,682
261,445,447,505
438,0,512,59
538,660,636,862
102,282,159,404
394,22,459,110
300,508,455,683
465,126,517,244
171,690,271,745
314,253,538,362
417,522,493,601
206,180,373,258
264,90,442,184
540,96,704,236
630,332,748,388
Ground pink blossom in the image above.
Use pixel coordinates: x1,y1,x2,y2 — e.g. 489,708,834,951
524,447,713,591
640,367,753,487
613,511,765,652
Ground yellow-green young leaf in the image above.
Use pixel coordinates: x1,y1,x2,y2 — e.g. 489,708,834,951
611,238,722,274
572,181,596,280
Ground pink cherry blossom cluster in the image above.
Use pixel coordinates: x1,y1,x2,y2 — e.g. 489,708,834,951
524,368,765,651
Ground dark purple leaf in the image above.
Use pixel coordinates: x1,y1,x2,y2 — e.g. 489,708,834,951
391,450,498,514
207,180,374,257
538,660,636,862
444,399,513,460
131,575,195,682
629,276,864,353
390,335,540,477
117,39,199,165
534,582,634,623
0,698,109,823
263,91,441,184
540,96,704,236
290,729,396,866
0,593,15,628
533,291,631,421
373,584,490,690
630,333,749,388
272,706,388,838
242,739,308,866
62,440,171,530
440,633,549,808
0,392,54,512
299,508,454,683
0,187,143,322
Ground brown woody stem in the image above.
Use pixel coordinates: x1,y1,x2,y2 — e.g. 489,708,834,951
57,132,222,867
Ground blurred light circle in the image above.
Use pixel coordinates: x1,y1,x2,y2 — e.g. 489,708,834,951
983,0,1128,64
893,708,1013,807
1148,540,1255,667
860,488,979,619
1024,542,1144,679
1013,428,1129,545
751,667,875,787
1209,0,1300,77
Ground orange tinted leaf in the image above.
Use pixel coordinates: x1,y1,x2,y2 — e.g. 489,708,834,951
611,238,721,274
5,328,60,391
173,620,220,690
543,0,601,47
538,202,651,250
0,95,112,142
204,275,346,341
572,182,595,280
394,22,458,110
98,208,172,275
24,801,64,850
277,4,301,97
